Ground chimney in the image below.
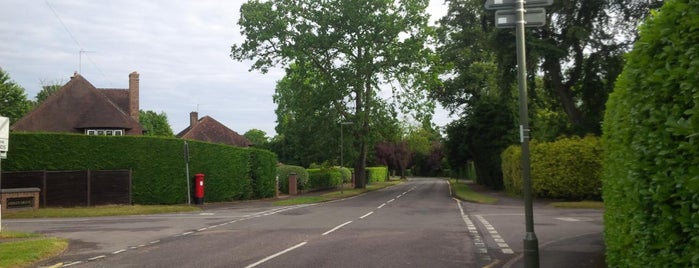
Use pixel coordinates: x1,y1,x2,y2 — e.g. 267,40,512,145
190,111,199,128
129,71,140,122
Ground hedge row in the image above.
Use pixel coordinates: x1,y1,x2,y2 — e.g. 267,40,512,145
602,0,699,266
276,165,309,194
367,166,388,183
501,136,602,200
307,168,343,190
3,133,277,204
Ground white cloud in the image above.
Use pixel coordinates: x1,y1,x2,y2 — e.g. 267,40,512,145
1,0,452,137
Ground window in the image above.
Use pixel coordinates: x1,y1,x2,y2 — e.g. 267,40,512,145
86,129,124,136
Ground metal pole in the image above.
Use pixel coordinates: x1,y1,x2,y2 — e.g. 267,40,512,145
184,141,191,205
515,1,539,267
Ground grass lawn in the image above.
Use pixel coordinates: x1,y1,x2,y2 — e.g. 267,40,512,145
449,179,498,204
273,180,403,206
2,204,201,219
0,231,68,268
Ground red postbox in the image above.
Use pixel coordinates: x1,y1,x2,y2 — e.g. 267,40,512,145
194,173,205,204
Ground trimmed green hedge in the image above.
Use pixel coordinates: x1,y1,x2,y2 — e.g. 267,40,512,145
367,166,388,183
501,136,602,200
602,1,699,266
3,133,277,204
276,165,309,194
307,168,342,190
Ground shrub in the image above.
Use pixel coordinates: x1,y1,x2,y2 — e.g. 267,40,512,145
367,166,388,183
501,136,602,200
276,165,309,193
3,133,277,204
306,168,342,190
336,167,352,183
602,1,699,266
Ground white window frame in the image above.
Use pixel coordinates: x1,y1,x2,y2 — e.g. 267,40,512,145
85,129,124,136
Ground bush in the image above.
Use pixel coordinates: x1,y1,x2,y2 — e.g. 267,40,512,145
3,133,277,204
501,136,602,200
336,167,352,183
276,165,309,193
602,1,699,266
367,166,388,183
306,168,343,190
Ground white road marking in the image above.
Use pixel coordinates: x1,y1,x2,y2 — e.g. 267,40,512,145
377,203,386,209
387,198,395,203
323,221,353,236
245,241,308,268
62,261,84,267
456,199,491,262
555,217,593,222
360,211,374,219
88,255,106,261
475,215,514,255
112,249,127,254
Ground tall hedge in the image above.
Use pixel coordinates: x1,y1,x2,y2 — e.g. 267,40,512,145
501,136,602,200
276,165,309,194
3,133,277,204
307,168,343,190
602,0,699,266
367,166,388,183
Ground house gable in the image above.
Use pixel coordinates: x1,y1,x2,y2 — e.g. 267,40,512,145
11,73,143,135
177,112,251,147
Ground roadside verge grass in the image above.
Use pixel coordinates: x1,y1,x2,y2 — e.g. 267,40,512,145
549,201,604,209
273,180,403,206
449,179,498,204
2,204,201,219
0,231,68,268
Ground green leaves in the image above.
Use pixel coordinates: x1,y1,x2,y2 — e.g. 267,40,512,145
0,68,32,124
602,1,699,266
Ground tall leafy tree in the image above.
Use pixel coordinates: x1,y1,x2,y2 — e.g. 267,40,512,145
232,0,437,188
0,68,32,124
510,0,663,134
139,110,174,137
34,80,64,105
243,129,269,148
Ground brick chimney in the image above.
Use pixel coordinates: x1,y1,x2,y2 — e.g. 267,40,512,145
129,71,140,122
190,111,199,128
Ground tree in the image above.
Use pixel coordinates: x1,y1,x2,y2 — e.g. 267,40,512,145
511,0,663,135
34,80,64,105
0,68,32,124
139,110,174,137
243,129,269,148
232,0,437,188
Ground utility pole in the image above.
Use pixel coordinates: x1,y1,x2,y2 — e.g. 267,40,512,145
485,0,552,267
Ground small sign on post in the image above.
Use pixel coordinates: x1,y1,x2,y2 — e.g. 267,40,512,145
0,116,9,157
495,8,547,28
485,0,553,10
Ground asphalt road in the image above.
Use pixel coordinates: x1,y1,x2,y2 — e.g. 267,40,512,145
5,177,604,268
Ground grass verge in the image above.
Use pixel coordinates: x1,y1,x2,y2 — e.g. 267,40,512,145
449,179,498,204
0,231,68,268
273,180,403,206
549,201,604,209
2,204,201,219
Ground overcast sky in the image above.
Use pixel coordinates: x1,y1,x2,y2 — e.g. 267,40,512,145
0,0,451,136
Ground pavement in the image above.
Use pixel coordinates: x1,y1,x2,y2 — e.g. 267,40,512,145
3,178,606,268
463,181,607,268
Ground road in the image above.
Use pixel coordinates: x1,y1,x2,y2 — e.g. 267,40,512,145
5,177,603,268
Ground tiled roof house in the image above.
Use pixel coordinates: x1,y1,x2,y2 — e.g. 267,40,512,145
11,72,143,135
176,112,251,147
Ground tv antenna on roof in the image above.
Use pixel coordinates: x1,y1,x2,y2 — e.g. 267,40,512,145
79,49,95,74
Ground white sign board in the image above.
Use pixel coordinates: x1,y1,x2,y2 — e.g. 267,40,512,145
0,116,9,153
